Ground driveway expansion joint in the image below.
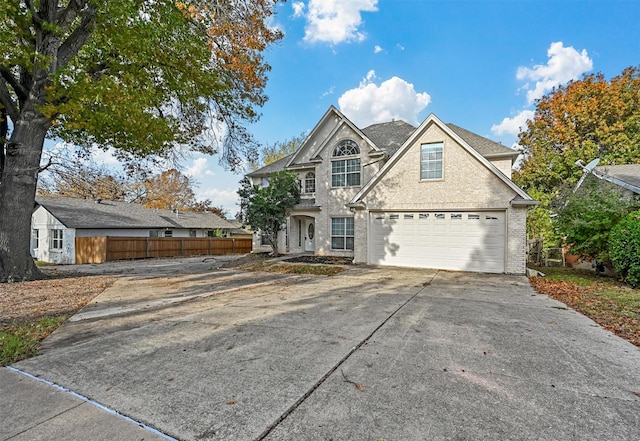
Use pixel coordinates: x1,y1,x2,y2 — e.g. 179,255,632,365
253,272,437,441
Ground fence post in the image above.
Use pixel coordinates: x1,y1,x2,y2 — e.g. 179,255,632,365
232,238,235,254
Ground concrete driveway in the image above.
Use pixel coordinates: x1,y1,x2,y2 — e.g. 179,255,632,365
7,259,640,440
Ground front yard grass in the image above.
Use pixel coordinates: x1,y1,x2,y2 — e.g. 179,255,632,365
0,316,68,365
530,266,640,348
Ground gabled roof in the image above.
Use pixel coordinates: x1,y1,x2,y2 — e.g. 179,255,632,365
593,164,640,194
446,124,519,159
361,120,416,156
245,107,521,181
286,106,380,168
35,196,237,230
349,114,534,205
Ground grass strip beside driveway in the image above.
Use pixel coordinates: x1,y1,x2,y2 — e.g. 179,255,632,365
530,266,640,348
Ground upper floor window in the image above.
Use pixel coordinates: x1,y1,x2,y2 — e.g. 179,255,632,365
304,172,316,193
420,142,443,180
331,140,360,187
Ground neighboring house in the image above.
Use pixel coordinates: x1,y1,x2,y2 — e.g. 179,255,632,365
246,106,535,274
32,196,237,264
592,164,640,197
228,219,253,238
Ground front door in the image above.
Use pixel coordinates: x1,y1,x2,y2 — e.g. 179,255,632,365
304,221,315,252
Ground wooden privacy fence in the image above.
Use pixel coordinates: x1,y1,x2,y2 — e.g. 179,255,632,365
75,236,253,264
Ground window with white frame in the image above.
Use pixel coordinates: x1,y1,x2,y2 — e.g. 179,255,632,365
50,229,63,249
331,217,354,250
331,140,360,187
420,142,443,180
32,229,39,249
304,172,316,193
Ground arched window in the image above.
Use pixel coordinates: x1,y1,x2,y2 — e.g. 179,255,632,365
332,140,360,157
304,172,316,193
331,140,361,187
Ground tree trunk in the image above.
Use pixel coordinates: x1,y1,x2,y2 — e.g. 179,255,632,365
0,113,49,282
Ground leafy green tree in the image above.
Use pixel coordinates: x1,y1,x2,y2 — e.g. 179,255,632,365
237,171,300,256
249,132,307,170
514,66,640,195
0,1,282,282
555,178,637,266
609,210,640,287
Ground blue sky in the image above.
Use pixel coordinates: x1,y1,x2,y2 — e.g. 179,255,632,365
91,1,640,215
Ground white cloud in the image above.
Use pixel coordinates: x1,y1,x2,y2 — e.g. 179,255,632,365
517,41,593,103
196,187,240,217
321,85,335,98
491,110,535,136
374,45,383,54
88,147,120,166
301,0,378,45
184,157,212,178
338,70,431,127
292,1,305,17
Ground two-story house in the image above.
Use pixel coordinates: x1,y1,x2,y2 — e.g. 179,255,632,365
246,106,535,274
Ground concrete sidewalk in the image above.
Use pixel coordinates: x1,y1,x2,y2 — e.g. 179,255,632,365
4,265,640,440
1,366,170,441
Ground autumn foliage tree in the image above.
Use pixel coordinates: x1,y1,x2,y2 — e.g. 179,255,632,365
142,169,196,211
515,66,640,194
513,66,640,248
0,1,282,282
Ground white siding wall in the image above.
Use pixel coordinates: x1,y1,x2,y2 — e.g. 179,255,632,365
31,207,76,264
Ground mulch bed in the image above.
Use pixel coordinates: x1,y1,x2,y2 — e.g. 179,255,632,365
284,256,353,265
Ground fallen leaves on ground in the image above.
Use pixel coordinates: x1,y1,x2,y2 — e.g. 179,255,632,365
0,272,117,325
529,277,640,348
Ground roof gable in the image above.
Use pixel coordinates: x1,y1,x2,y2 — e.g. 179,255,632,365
35,196,236,230
285,106,380,167
350,114,533,205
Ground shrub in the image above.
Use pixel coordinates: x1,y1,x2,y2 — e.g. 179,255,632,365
609,210,640,288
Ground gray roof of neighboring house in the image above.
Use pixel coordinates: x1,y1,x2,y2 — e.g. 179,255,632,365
446,124,520,158
594,164,640,193
35,196,237,230
361,120,417,156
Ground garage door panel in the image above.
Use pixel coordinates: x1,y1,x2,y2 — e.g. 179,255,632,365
369,211,505,273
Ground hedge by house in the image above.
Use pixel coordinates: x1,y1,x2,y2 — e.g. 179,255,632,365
609,210,640,288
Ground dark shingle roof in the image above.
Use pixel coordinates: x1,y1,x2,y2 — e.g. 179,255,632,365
246,154,293,177
361,120,416,156
446,123,519,158
35,196,236,230
594,164,640,192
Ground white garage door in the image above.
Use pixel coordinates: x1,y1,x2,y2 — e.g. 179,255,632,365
369,211,505,273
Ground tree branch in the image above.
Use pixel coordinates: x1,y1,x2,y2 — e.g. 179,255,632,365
57,0,89,30
57,3,97,67
0,67,28,103
0,78,19,123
